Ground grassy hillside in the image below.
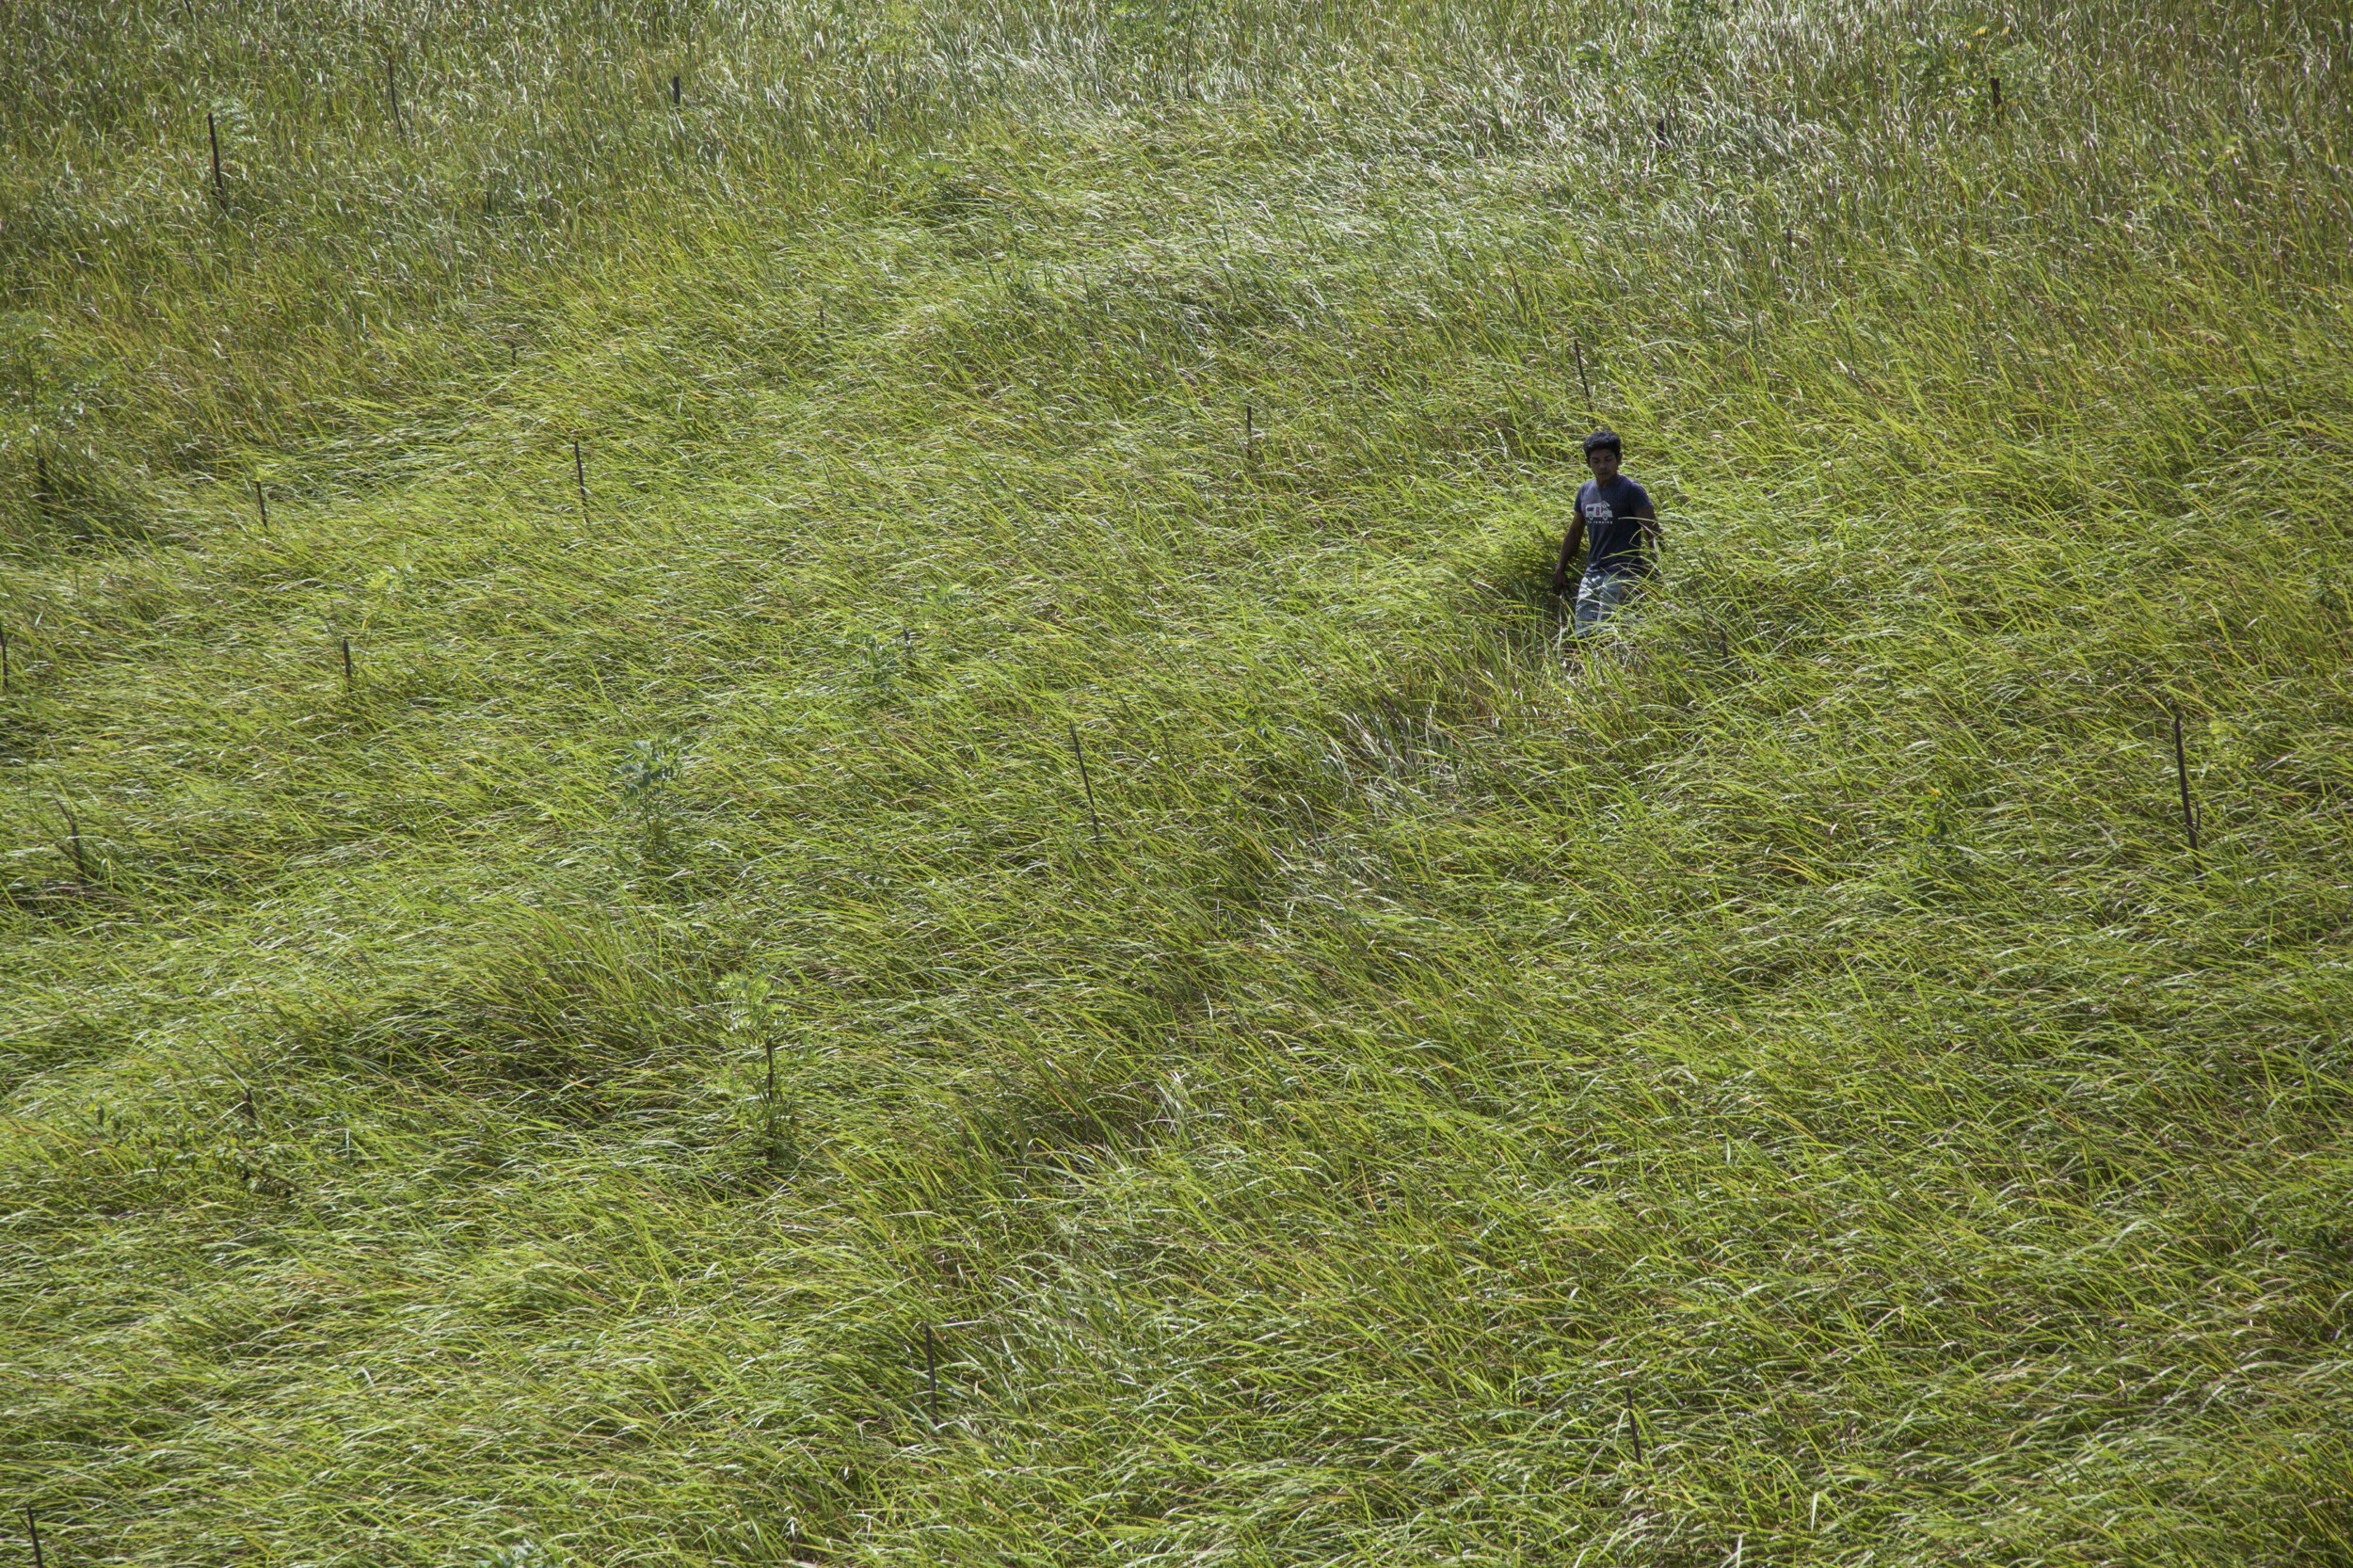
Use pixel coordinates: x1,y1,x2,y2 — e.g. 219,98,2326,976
5,0,2351,1562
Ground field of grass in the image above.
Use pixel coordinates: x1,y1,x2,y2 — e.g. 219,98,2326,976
4,0,2351,1562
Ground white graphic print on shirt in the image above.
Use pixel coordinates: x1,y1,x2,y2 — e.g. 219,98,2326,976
1577,474,1653,574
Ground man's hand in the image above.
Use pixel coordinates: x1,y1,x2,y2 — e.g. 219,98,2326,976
1553,520,1585,595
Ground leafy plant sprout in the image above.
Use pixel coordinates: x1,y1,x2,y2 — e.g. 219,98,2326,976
614,737,689,859
719,970,796,1165
613,737,687,806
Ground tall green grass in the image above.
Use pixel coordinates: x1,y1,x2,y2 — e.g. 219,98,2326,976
5,0,2352,1562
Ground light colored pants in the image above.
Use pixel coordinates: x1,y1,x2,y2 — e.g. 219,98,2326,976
1572,568,1645,636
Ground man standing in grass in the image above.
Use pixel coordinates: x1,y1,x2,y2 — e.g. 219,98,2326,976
1551,428,1660,636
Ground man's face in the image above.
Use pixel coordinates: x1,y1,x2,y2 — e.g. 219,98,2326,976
1586,444,1621,484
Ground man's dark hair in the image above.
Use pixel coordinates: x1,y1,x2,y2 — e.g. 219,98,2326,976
1582,428,1623,456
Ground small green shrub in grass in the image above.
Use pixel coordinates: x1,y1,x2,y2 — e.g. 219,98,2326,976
615,735,690,864
720,968,806,1171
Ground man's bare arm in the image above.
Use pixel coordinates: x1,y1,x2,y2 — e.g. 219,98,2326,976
1552,520,1586,595
1637,504,1660,554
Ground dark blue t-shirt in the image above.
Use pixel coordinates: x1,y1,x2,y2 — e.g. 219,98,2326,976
1576,473,1654,575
